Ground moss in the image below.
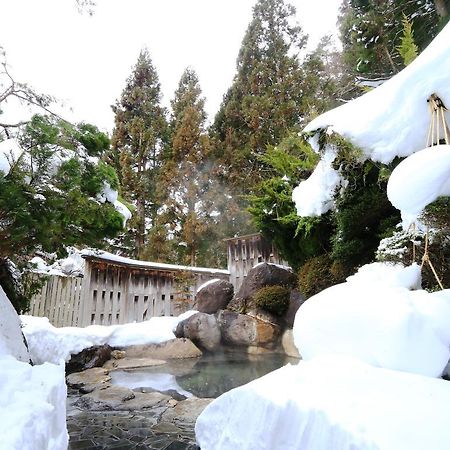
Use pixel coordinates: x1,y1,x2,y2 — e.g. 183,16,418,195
298,254,351,299
254,285,291,316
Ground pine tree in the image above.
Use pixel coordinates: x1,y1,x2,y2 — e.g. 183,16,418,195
110,49,168,257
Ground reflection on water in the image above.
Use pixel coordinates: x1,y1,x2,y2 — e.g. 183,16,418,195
110,352,298,399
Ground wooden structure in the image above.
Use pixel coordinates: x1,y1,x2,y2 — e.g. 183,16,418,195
225,233,289,291
28,253,229,327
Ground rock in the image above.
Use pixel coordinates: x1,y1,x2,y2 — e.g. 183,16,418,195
195,279,234,314
283,289,306,329
120,338,202,360
75,385,170,411
182,313,221,352
173,320,185,338
66,344,112,374
111,350,126,359
104,357,167,371
0,285,30,363
66,367,111,393
217,310,280,347
161,397,213,424
228,262,296,313
281,329,301,358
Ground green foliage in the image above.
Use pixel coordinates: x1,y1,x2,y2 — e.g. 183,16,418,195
248,133,333,270
298,254,350,299
397,14,419,66
254,285,290,316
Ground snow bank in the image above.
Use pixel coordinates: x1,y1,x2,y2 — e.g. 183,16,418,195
294,262,450,377
21,310,198,365
387,144,450,227
292,147,346,216
196,355,450,450
303,22,450,163
0,355,68,450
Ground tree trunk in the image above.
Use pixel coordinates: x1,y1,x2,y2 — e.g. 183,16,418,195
434,0,449,18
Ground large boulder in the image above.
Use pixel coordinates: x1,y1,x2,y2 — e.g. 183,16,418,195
119,338,202,360
283,289,306,329
217,310,280,348
0,286,30,363
182,313,221,352
228,263,296,314
66,344,112,374
195,279,234,314
66,367,111,393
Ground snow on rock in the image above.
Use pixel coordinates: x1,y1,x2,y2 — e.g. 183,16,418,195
0,285,30,363
195,355,450,450
292,147,346,216
0,355,68,450
0,139,23,176
293,262,450,377
387,145,450,227
303,22,450,164
197,278,222,292
21,310,198,365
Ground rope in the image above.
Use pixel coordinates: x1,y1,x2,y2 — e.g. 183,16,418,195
419,94,448,290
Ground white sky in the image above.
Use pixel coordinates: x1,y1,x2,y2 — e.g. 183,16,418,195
0,0,342,133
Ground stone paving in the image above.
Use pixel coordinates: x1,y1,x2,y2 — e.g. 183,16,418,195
67,392,200,450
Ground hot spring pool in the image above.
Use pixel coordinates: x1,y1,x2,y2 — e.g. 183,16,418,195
110,352,298,398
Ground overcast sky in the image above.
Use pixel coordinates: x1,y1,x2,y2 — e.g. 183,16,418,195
0,0,342,132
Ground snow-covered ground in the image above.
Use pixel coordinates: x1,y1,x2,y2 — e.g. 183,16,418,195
21,310,197,365
0,287,68,450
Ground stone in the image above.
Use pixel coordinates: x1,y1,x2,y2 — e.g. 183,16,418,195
194,279,234,314
120,338,202,360
281,329,301,358
182,313,221,352
111,350,126,359
66,367,111,392
161,397,213,424
0,285,30,363
104,357,167,371
217,310,280,347
283,289,306,329
228,262,296,314
75,385,171,411
66,344,112,374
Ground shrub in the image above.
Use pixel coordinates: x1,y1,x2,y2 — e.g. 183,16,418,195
298,254,351,299
254,285,291,316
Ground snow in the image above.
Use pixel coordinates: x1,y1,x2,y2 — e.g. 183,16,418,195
387,145,450,227
30,247,85,277
294,262,450,377
197,278,221,292
196,356,450,450
0,288,68,450
292,146,346,216
97,182,132,225
0,285,31,362
303,22,450,164
21,310,198,365
81,249,230,275
253,261,292,271
0,138,23,175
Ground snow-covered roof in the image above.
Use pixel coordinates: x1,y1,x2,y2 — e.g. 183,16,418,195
81,250,229,275
304,22,450,164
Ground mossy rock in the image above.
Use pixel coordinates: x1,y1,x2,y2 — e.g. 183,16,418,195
254,285,290,316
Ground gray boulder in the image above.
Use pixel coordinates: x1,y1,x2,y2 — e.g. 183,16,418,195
217,310,280,348
283,289,306,329
182,313,221,352
228,262,296,314
195,279,234,314
119,338,202,360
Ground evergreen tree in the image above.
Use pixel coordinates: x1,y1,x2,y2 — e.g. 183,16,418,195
211,0,307,192
155,68,217,266
110,49,168,257
339,0,450,80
